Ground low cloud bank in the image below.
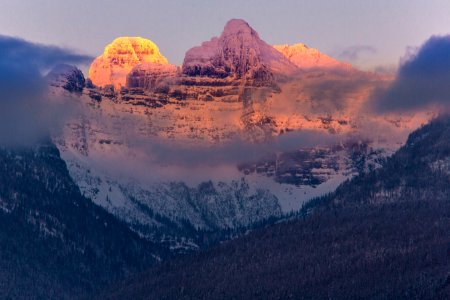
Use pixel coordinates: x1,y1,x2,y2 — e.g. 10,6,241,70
127,129,344,168
369,35,450,113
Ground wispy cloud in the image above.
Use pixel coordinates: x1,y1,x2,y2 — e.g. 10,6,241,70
335,45,377,62
370,64,397,75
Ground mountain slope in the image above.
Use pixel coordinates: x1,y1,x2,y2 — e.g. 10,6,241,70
104,116,450,300
0,141,165,299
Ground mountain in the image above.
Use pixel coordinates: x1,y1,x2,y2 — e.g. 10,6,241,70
274,43,352,70
182,19,297,83
0,141,165,299
89,37,169,89
48,19,427,254
103,116,450,300
48,17,425,251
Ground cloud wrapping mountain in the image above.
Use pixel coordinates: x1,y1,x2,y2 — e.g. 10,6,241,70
0,35,92,145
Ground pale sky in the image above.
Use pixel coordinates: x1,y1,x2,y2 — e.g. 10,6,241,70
1,0,450,71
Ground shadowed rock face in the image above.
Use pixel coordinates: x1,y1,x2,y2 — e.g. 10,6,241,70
182,19,297,83
46,64,85,92
88,37,169,89
126,62,177,91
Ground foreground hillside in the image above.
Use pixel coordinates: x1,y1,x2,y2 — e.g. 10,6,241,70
104,117,450,299
0,141,165,299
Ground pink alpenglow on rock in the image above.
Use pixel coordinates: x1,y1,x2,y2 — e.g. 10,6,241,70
273,43,352,70
182,19,297,83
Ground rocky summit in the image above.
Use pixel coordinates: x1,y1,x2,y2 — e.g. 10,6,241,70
182,19,297,83
89,37,169,89
46,64,85,93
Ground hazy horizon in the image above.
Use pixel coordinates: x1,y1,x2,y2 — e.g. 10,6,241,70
2,0,450,72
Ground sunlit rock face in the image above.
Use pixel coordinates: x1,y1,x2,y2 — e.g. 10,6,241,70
78,20,404,146
182,19,297,85
274,43,352,70
89,37,169,89
126,62,178,91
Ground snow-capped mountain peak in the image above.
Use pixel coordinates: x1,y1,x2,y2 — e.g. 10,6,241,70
182,19,297,80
